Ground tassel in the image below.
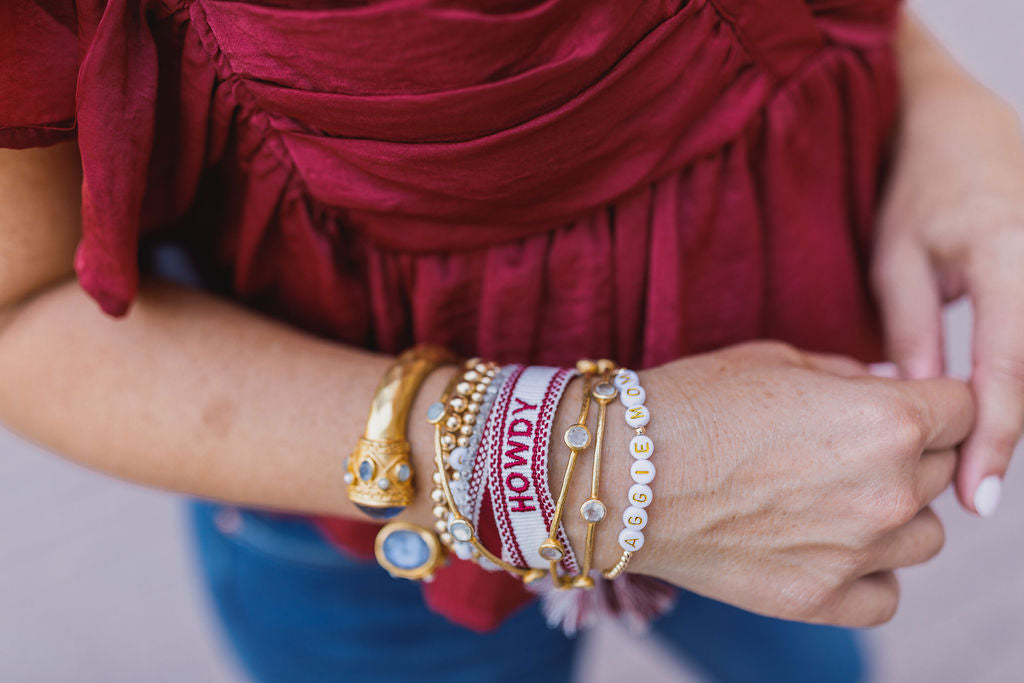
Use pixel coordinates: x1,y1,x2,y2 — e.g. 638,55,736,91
536,574,677,636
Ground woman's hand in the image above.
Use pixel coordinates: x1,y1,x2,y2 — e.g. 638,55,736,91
619,342,973,627
872,14,1024,516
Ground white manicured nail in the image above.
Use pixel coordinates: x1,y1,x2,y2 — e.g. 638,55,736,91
868,362,899,378
973,476,1002,518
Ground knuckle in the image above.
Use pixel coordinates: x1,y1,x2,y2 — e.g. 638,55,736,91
861,484,919,532
859,394,926,455
749,339,802,363
868,594,900,627
784,578,840,622
982,354,1024,392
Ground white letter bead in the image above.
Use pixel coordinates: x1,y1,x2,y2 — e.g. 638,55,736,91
623,505,648,530
624,404,650,428
629,434,653,460
618,528,645,552
619,384,646,408
627,483,653,509
613,369,639,389
630,458,656,485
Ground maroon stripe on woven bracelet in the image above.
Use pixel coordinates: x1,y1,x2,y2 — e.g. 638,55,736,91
468,364,523,526
485,364,529,567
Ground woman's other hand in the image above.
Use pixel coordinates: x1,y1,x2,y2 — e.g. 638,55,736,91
620,342,973,627
872,13,1024,517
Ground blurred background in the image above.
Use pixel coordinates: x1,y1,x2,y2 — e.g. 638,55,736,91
1,1,1022,681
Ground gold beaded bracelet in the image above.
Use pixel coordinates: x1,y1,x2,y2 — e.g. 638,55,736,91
429,360,547,584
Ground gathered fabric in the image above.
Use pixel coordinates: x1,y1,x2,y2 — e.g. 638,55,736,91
2,0,902,630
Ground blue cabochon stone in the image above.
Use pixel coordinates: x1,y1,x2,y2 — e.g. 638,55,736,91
381,529,431,570
356,504,405,519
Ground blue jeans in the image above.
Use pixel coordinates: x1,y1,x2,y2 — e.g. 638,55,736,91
185,500,868,683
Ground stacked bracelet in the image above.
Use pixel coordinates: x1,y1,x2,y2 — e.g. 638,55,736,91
571,360,618,588
427,358,500,548
538,365,595,585
602,367,654,579
363,345,660,610
430,362,548,584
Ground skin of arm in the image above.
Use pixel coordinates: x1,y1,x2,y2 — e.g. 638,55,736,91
0,142,450,528
875,11,1024,514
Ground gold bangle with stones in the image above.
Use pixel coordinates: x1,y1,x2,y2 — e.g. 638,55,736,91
570,360,618,589
346,344,459,519
539,360,597,587
429,359,547,584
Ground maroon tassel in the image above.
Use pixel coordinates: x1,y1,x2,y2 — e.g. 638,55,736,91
537,575,677,636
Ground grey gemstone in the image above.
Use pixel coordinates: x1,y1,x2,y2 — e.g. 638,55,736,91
426,402,446,422
358,460,374,482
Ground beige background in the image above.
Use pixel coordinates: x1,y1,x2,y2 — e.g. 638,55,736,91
1,2,1022,681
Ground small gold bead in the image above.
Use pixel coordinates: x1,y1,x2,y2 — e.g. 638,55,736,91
596,358,617,375
451,471,462,481
465,357,482,369
439,532,454,546
485,368,497,378
432,505,448,519
434,519,449,534
459,424,474,437
456,435,470,447
464,370,480,383
450,396,467,413
441,434,456,449
474,382,487,394
430,488,445,504
462,413,476,425
576,358,598,374
467,403,481,414
470,392,483,403
474,362,488,373
445,415,461,431
432,471,444,485
456,381,473,396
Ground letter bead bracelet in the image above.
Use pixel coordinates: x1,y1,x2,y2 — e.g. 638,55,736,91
602,367,654,579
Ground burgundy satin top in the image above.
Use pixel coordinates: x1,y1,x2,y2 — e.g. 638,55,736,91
2,0,901,630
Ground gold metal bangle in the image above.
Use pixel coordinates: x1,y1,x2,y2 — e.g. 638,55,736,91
539,368,595,586
347,344,459,519
570,365,618,588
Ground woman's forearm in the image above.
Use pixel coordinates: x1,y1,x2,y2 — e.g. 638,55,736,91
0,275,455,525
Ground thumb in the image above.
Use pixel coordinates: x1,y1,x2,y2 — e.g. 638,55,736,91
872,242,945,379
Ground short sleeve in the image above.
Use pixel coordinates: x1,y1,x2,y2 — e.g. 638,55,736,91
0,1,78,149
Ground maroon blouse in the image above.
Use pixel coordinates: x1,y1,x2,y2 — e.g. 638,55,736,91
2,0,901,630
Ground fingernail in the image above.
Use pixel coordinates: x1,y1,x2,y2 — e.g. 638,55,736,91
973,476,1003,518
868,362,899,378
